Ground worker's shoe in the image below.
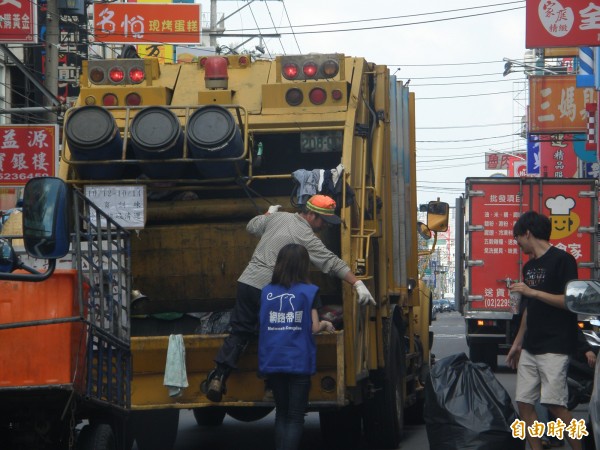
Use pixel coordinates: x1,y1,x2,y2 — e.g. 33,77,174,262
262,387,274,402
206,374,226,402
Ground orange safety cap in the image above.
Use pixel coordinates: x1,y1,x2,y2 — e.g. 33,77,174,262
306,195,341,225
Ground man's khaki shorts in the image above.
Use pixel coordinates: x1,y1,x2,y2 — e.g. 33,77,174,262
515,349,569,407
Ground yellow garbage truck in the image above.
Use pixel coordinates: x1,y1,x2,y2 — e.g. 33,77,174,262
52,52,447,449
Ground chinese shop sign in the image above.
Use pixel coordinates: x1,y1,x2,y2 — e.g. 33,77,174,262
485,153,511,170
528,133,586,176
93,3,202,44
0,0,38,43
529,76,595,133
508,158,528,177
539,134,579,177
0,125,58,186
527,0,600,48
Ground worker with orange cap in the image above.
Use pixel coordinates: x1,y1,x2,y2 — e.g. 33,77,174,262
204,194,375,402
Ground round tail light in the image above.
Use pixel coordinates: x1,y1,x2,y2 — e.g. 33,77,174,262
285,88,303,106
331,89,343,101
282,63,299,80
126,93,142,106
309,88,327,105
238,56,249,66
322,60,339,78
303,62,318,78
129,67,145,84
109,67,125,83
89,67,105,84
102,94,119,106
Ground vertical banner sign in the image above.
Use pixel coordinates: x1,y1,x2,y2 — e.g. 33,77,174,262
0,0,38,43
584,161,599,178
527,0,600,47
527,134,541,175
538,134,579,177
93,3,202,44
0,125,58,186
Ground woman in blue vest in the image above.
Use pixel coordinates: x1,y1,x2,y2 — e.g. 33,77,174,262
259,243,334,450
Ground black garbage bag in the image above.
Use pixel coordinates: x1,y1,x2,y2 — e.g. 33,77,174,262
424,352,525,450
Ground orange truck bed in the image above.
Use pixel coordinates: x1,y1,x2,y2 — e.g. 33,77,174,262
0,269,87,389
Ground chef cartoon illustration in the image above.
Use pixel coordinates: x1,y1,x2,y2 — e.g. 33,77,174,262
545,195,579,240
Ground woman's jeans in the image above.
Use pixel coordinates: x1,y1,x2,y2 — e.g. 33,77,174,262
268,373,311,450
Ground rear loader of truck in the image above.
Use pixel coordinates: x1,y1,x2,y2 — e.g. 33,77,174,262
457,177,598,371
57,53,448,449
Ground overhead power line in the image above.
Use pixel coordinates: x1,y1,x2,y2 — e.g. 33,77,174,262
227,1,525,32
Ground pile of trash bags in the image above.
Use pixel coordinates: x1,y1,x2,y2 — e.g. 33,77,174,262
424,352,525,450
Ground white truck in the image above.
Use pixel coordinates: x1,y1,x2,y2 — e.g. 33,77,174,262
456,177,598,370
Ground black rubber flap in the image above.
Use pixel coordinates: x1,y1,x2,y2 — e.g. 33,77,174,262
66,106,117,149
187,105,236,151
130,107,182,152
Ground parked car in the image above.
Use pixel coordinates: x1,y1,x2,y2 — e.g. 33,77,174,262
432,299,443,313
565,279,600,449
439,299,452,312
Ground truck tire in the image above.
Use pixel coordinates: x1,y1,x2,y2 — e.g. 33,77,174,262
131,409,179,450
76,423,116,450
363,318,405,448
404,335,427,425
192,408,226,427
319,406,362,449
226,407,272,422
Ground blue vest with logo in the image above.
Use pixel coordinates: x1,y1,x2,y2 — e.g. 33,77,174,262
258,282,319,375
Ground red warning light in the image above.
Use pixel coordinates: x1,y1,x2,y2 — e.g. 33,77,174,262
282,63,299,80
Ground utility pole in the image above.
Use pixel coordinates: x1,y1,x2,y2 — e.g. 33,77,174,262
210,0,217,48
206,1,280,53
45,0,60,122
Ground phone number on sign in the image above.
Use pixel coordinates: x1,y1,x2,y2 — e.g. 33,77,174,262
484,298,509,308
0,173,49,181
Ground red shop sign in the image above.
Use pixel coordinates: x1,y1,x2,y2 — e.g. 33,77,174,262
93,3,202,44
527,0,600,48
0,0,38,43
0,125,58,186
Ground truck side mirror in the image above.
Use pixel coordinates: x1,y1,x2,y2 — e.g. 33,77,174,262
565,280,600,315
22,177,70,259
426,201,449,232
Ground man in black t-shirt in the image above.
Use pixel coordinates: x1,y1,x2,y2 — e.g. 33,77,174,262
506,211,581,450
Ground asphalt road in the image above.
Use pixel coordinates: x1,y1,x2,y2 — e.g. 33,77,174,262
141,311,591,450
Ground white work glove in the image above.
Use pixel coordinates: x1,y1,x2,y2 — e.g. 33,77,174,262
267,205,281,214
354,280,376,306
